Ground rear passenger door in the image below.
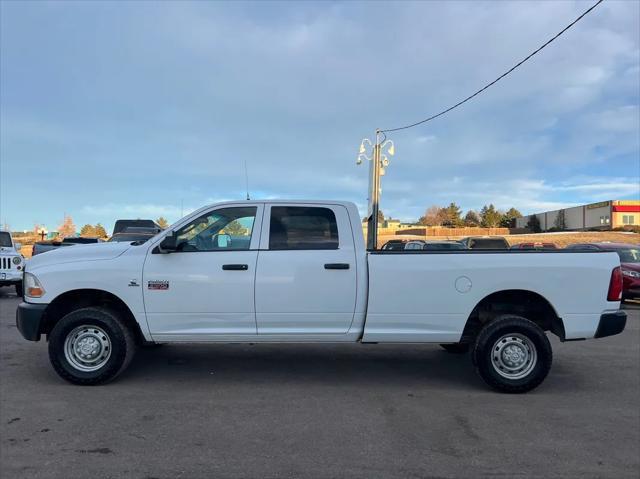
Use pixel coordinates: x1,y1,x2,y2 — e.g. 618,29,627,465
255,204,357,335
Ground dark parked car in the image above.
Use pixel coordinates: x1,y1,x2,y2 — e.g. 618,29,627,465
61,237,104,245
459,236,509,250
31,241,74,256
109,227,161,243
381,239,407,251
510,242,558,250
113,219,160,235
422,241,467,251
565,242,640,299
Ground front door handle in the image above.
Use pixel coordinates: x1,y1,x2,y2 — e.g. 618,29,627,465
222,264,249,271
324,263,350,270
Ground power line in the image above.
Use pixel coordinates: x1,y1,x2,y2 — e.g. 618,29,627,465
380,0,604,133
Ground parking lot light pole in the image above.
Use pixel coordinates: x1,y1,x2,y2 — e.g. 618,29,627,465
357,130,394,250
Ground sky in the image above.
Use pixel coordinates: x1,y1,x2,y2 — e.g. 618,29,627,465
1,0,639,233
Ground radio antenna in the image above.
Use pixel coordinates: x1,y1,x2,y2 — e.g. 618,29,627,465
244,160,250,200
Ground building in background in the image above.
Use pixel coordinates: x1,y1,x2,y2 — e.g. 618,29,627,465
516,200,640,231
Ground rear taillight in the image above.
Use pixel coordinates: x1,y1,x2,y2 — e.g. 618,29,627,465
607,267,623,302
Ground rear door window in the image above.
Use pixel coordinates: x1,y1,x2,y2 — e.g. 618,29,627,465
269,207,339,250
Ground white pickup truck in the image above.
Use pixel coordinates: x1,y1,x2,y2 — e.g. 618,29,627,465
16,200,626,392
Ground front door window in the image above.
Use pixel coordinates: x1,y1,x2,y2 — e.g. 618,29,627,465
175,207,256,252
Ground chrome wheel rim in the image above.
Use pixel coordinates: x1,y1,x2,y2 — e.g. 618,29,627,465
64,325,112,372
491,333,537,380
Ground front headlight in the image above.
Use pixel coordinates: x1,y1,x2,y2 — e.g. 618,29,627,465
622,269,640,279
12,256,21,265
24,272,45,298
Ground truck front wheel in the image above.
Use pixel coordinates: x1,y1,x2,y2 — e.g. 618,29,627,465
48,307,136,385
472,315,552,394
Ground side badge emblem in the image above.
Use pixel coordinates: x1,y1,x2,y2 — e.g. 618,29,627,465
128,279,140,287
148,280,169,290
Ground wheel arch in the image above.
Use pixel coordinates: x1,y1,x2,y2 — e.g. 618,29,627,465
461,289,565,343
41,289,146,345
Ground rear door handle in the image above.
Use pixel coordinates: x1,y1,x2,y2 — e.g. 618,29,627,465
324,263,350,270
222,264,249,271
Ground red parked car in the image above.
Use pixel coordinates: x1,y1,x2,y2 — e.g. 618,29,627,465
565,242,640,300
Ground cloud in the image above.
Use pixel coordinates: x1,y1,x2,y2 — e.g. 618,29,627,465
0,0,638,230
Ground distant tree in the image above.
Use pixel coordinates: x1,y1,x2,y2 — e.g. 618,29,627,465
377,210,385,223
442,202,463,227
156,217,169,229
419,205,445,226
500,207,523,228
223,220,248,236
526,215,542,233
554,210,567,231
94,223,107,238
58,215,76,238
480,204,502,228
464,210,481,226
80,224,96,237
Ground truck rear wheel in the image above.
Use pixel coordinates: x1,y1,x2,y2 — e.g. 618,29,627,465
48,307,136,385
472,315,552,393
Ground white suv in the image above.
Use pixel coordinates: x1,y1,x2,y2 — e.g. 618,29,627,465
0,231,25,296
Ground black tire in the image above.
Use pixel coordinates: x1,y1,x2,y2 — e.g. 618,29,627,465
48,307,136,385
472,315,552,394
440,343,470,354
14,281,23,297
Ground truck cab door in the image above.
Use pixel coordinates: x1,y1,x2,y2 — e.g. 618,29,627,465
254,204,357,335
143,204,263,340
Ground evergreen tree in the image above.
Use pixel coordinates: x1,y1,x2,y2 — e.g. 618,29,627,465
94,223,107,238
526,215,542,233
480,204,502,227
500,207,523,228
80,224,96,237
442,203,463,227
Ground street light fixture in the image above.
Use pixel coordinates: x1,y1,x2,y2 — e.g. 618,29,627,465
356,131,395,250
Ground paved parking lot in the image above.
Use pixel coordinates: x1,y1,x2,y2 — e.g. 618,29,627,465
1,287,638,479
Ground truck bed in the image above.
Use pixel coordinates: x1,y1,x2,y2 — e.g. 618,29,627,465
362,249,620,343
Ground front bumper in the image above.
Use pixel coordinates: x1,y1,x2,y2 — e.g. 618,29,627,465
594,311,627,339
16,302,47,341
0,270,22,284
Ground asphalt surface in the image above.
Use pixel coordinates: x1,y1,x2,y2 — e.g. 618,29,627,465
1,287,638,479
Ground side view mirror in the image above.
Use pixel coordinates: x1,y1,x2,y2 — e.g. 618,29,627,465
213,233,231,248
157,231,177,253
14,242,22,251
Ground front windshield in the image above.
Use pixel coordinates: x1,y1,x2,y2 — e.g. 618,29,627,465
617,248,640,263
0,232,12,247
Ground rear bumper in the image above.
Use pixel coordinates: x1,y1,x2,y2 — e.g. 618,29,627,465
594,311,627,339
16,302,47,341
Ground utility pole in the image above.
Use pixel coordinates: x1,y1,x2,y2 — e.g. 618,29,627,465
357,130,394,250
